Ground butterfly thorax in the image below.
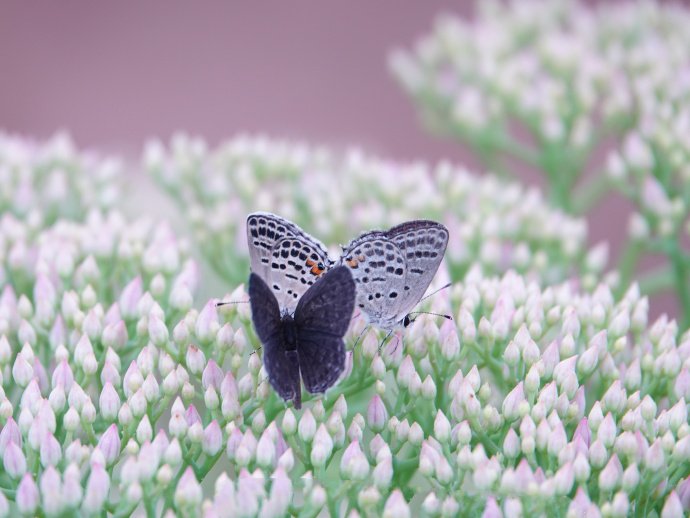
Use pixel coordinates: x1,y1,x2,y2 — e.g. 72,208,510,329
280,315,299,352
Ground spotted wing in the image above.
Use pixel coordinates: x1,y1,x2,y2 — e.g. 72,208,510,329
248,272,301,408
246,212,330,283
294,266,355,394
338,230,407,328
385,220,449,320
340,220,448,329
246,212,331,313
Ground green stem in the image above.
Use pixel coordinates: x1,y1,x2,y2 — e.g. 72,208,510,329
638,266,675,296
572,173,611,214
670,245,690,329
617,241,643,295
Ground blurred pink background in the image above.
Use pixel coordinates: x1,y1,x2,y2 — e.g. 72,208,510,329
0,1,674,317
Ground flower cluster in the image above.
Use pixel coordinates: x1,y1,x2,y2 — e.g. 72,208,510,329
1,203,687,515
390,0,690,323
0,132,120,224
144,134,598,288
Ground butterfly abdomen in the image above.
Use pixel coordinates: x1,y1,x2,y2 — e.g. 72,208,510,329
281,316,299,352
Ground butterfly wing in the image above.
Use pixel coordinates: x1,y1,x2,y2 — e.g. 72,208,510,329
294,266,355,394
384,220,448,319
248,272,301,408
340,220,448,329
338,231,406,328
267,237,331,313
246,212,330,313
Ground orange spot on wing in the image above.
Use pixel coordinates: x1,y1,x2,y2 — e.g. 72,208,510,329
346,258,358,268
305,259,324,276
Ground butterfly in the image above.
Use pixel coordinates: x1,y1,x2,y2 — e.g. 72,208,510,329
338,220,449,331
249,265,355,409
246,212,332,314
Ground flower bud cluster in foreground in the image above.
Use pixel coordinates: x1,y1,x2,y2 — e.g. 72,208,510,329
143,134,600,288
390,0,690,319
0,189,686,515
0,132,120,224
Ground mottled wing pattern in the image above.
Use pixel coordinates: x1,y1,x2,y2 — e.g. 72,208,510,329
386,221,448,320
339,231,407,327
246,212,331,313
295,266,355,393
268,237,331,313
340,220,448,329
248,273,301,408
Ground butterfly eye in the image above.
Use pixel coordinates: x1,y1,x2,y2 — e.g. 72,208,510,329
403,315,412,328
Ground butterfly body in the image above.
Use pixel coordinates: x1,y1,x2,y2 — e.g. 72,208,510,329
249,266,355,409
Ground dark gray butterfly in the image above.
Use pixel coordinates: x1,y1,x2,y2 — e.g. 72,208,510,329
249,265,355,409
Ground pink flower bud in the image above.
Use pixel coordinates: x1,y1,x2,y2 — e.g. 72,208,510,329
62,463,82,509
599,454,622,492
383,490,410,518
98,424,121,466
646,439,665,472
310,425,333,467
123,361,143,397
482,496,501,518
83,463,110,513
502,382,525,421
203,420,223,457
434,410,451,443
12,352,33,387
175,467,202,508
163,437,182,466
99,382,120,421
102,320,127,350
40,433,62,467
169,410,187,439
4,440,26,478
40,465,62,516
340,440,369,481
573,418,590,447
367,395,388,433
225,427,243,462
599,412,617,448
201,359,223,391
148,315,169,347
662,491,684,518
196,301,219,344
16,473,39,515
185,345,206,375
119,277,143,320
298,409,316,442
0,417,21,454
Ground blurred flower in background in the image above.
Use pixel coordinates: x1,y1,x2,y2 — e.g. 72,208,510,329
390,0,690,325
144,133,603,289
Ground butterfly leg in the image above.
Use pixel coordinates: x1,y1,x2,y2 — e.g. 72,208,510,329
377,330,394,354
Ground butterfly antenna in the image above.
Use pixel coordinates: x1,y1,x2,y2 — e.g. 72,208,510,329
419,282,452,303
408,311,453,322
350,324,370,351
215,300,249,307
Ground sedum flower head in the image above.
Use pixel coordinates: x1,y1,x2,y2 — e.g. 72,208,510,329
144,133,592,286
